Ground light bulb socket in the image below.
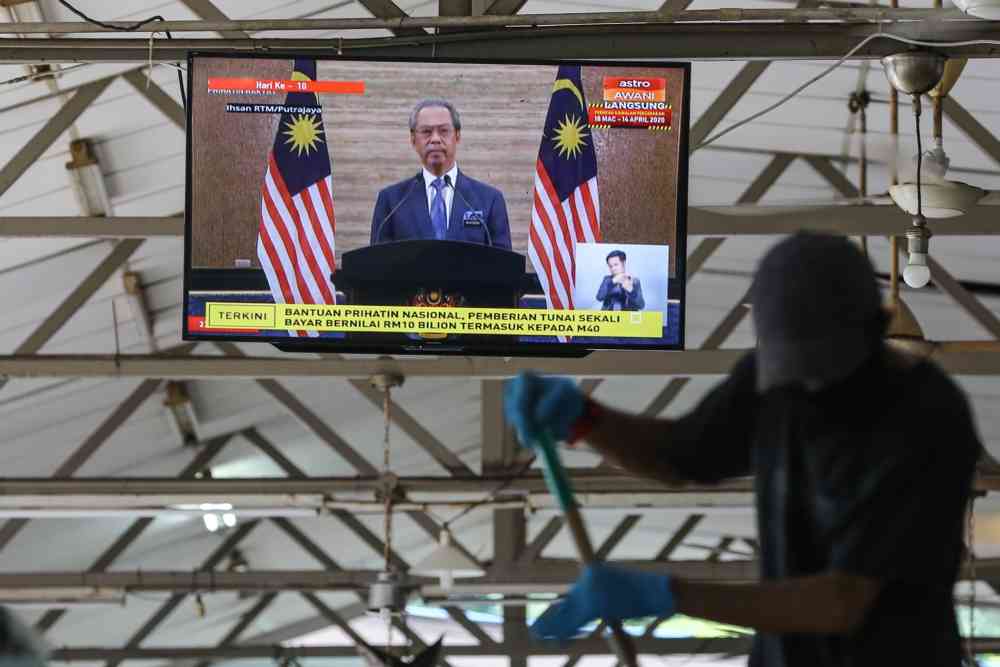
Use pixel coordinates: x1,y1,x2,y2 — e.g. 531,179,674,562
906,218,932,255
367,571,411,614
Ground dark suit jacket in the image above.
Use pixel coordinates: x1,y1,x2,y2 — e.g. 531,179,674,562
596,275,645,311
369,170,512,249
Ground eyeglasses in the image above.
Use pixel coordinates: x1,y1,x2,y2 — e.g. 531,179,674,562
415,125,455,140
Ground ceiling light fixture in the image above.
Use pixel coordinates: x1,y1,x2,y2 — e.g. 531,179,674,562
411,528,486,591
881,50,946,289
888,180,985,219
64,138,113,217
952,0,1000,20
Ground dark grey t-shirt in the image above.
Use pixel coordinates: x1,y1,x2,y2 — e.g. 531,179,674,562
665,350,980,667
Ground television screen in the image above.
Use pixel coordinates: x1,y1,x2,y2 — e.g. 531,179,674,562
184,54,690,355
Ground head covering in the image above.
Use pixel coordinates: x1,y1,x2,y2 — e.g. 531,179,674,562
752,232,885,393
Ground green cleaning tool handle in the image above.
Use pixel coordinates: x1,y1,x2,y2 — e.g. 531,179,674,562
534,432,637,667
535,431,577,513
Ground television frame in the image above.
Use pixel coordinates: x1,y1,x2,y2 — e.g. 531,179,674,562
183,52,691,356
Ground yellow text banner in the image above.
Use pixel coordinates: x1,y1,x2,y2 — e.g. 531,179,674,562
204,303,664,338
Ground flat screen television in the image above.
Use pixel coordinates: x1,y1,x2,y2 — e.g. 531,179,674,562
184,53,690,355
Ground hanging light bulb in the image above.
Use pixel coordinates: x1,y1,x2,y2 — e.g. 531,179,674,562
903,217,932,289
887,236,929,356
882,51,945,290
411,529,485,592
202,513,220,532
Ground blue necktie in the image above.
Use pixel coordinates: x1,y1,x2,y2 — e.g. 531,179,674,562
430,177,447,240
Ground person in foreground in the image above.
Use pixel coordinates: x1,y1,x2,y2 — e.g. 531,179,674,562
504,232,982,666
0,606,47,667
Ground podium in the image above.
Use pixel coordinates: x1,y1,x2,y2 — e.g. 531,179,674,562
335,240,526,307
274,240,528,354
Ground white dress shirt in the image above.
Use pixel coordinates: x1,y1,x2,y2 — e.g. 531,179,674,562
422,164,458,230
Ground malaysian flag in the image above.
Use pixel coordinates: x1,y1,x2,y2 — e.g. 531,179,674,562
257,58,337,337
529,64,601,317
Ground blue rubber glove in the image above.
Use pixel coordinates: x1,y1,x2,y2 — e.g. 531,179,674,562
503,372,585,447
531,563,676,641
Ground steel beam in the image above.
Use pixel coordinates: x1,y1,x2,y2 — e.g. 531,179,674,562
927,255,1000,339
943,96,1000,167
7,205,1000,238
1,470,1000,498
0,76,111,196
106,521,260,667
0,377,163,552
690,62,770,149
177,0,249,39
196,591,277,667
484,0,528,13
495,507,528,667
594,515,642,560
13,240,143,355
686,237,728,278
2,23,1000,63
0,563,754,590
35,435,233,633
445,606,498,646
301,593,367,646
520,517,564,562
659,0,696,16
11,346,999,380
0,217,182,237
4,557,994,591
0,472,754,496
482,379,525,474
356,0,427,37
644,287,752,416
0,9,956,33
347,377,474,476
242,429,303,478
215,343,378,475
0,349,751,379
48,638,755,660
655,514,706,560
804,155,860,198
258,377,378,474
690,204,1000,236
122,70,185,130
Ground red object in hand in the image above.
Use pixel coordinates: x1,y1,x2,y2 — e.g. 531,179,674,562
567,398,604,446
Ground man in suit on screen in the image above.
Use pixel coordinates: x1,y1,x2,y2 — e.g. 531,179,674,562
369,99,512,249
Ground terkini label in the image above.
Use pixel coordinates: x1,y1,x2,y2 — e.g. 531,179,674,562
588,77,672,130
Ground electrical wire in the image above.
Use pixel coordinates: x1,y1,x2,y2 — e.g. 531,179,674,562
695,32,1000,151
442,454,537,530
0,62,91,86
56,0,186,110
916,108,923,217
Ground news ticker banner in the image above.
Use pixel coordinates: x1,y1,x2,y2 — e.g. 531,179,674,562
204,303,664,338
